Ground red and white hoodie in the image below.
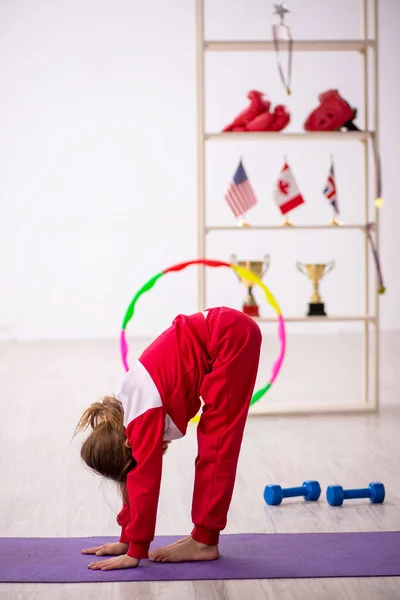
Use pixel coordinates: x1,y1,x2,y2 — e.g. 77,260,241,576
115,311,211,559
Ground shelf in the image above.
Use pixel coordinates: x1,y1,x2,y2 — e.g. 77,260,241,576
248,402,377,417
206,224,367,232
205,131,370,142
204,39,375,53
255,315,376,324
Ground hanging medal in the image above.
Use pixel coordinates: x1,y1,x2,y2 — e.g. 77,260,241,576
272,3,293,96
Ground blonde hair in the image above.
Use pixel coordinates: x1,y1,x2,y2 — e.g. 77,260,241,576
74,396,136,484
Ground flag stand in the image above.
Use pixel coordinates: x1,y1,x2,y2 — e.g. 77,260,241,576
281,217,294,227
237,216,251,228
329,217,343,227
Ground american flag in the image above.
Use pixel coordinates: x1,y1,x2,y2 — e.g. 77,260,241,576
224,160,258,218
323,160,339,214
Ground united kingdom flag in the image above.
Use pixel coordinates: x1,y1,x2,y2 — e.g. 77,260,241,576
323,160,339,215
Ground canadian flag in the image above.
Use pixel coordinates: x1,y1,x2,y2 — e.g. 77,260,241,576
273,162,305,215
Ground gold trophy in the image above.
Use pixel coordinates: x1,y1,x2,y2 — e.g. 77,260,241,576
230,254,271,317
296,262,335,316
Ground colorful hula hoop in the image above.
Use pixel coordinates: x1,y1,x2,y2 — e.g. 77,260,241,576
120,259,286,418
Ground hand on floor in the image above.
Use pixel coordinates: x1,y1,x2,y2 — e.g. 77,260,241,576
81,542,128,556
87,554,140,570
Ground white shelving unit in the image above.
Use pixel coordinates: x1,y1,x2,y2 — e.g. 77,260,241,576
196,0,380,415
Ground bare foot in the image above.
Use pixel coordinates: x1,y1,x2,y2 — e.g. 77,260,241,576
148,536,191,561
149,536,219,563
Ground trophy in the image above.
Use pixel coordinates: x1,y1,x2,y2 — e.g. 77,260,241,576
296,262,335,316
230,254,271,317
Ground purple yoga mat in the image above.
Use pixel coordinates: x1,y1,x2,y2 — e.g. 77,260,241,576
0,532,399,583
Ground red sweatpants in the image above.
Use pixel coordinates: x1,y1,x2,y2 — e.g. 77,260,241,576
191,307,262,546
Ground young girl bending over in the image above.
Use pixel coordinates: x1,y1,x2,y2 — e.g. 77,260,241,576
75,306,261,570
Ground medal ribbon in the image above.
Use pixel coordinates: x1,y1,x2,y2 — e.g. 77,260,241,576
272,23,293,96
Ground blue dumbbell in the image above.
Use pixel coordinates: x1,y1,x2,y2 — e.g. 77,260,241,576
264,480,321,506
326,482,385,506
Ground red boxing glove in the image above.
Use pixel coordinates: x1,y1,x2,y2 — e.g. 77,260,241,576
304,89,358,131
245,111,276,131
267,105,290,131
223,90,270,131
245,104,290,132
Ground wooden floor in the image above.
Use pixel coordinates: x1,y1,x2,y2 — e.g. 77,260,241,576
1,333,400,599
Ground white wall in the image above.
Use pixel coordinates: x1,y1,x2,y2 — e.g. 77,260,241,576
0,0,398,341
